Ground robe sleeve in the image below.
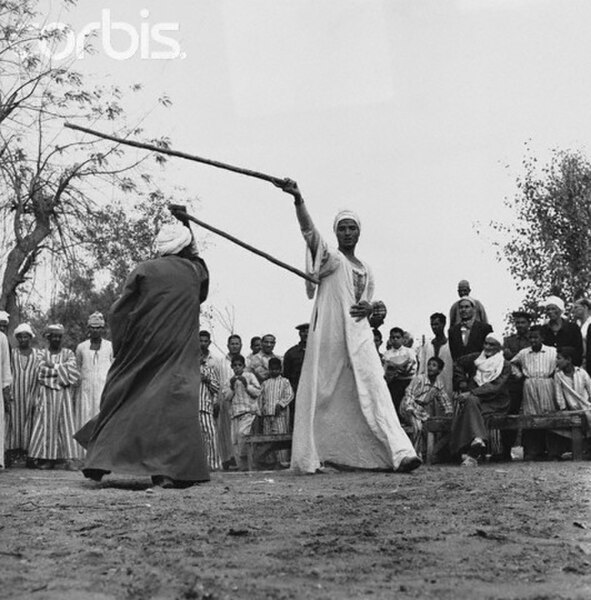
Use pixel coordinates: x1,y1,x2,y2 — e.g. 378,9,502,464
278,379,294,408
245,373,261,398
0,333,11,388
554,373,566,410
55,349,80,387
109,264,145,356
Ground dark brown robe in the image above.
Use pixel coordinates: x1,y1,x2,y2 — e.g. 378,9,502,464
76,254,210,482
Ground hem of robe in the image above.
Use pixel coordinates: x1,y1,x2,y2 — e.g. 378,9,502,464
81,460,210,482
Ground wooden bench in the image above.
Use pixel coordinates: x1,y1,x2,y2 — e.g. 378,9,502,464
244,433,293,471
423,411,586,464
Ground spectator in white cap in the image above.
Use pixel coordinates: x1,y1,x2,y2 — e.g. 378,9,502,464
73,312,113,458
5,324,40,467
450,333,511,467
540,295,583,366
0,319,12,468
28,324,80,470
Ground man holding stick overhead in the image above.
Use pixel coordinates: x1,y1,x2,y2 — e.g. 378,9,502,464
276,179,421,474
76,217,210,488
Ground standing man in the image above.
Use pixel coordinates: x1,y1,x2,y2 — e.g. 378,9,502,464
249,334,281,384
540,296,583,366
77,220,210,489
28,324,80,470
6,324,39,467
448,297,493,364
217,334,243,470
75,312,113,454
0,325,12,469
0,311,9,335
283,323,308,430
449,280,488,328
417,313,453,399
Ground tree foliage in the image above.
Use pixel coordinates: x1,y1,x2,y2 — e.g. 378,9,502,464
0,0,175,327
493,146,591,315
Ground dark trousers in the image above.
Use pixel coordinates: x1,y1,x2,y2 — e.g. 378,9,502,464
387,379,412,415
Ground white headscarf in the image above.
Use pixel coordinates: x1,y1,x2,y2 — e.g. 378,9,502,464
14,323,34,337
540,295,565,313
473,335,504,386
333,210,361,234
0,310,9,322
155,223,192,256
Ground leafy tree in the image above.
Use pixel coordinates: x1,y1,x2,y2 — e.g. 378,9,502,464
0,0,174,328
492,146,591,316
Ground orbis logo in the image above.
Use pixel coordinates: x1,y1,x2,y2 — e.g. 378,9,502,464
38,9,185,61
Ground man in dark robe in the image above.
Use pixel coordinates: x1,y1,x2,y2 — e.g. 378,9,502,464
282,323,308,430
76,221,210,488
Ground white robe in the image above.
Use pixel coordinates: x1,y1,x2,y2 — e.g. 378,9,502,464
291,227,416,473
75,339,113,428
0,332,13,468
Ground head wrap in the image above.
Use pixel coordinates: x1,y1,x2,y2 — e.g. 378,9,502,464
0,310,9,322
45,323,64,336
155,223,192,256
540,295,565,313
14,323,34,337
484,333,502,347
87,312,105,327
333,210,361,234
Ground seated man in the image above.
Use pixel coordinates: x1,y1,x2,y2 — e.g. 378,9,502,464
399,357,453,455
450,334,511,467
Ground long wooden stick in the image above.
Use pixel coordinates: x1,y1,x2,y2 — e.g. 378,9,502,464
170,207,318,285
64,122,286,186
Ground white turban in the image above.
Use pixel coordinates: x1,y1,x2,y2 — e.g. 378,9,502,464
87,312,105,327
458,296,476,307
0,310,9,322
45,323,64,336
484,333,502,347
155,223,192,256
333,210,361,234
540,295,565,313
14,323,34,337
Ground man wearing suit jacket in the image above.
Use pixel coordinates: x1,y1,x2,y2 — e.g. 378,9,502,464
449,297,493,366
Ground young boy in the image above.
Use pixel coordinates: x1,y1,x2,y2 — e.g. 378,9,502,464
222,354,261,471
400,357,453,454
383,327,417,414
552,346,591,458
510,325,557,460
259,357,294,468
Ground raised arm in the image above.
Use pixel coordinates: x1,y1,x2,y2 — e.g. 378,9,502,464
275,178,321,259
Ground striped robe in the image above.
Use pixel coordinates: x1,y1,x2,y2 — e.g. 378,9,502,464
0,333,12,468
260,375,293,463
6,348,41,453
28,348,80,460
199,358,221,470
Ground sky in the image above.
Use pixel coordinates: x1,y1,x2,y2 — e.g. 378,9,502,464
41,0,591,355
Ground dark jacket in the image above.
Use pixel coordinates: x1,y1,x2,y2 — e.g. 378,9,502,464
448,320,493,362
541,319,583,367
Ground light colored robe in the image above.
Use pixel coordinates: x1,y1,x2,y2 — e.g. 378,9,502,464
291,215,416,473
0,333,13,467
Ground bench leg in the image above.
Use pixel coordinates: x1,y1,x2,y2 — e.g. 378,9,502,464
246,442,255,471
426,431,434,465
572,427,584,461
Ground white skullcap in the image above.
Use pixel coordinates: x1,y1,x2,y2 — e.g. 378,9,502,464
14,323,34,337
333,210,361,234
540,295,565,313
155,223,192,256
87,312,105,327
458,296,476,307
0,310,9,322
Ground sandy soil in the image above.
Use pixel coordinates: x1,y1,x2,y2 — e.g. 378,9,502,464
1,462,591,600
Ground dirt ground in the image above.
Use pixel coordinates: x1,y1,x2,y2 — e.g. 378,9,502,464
1,461,591,600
